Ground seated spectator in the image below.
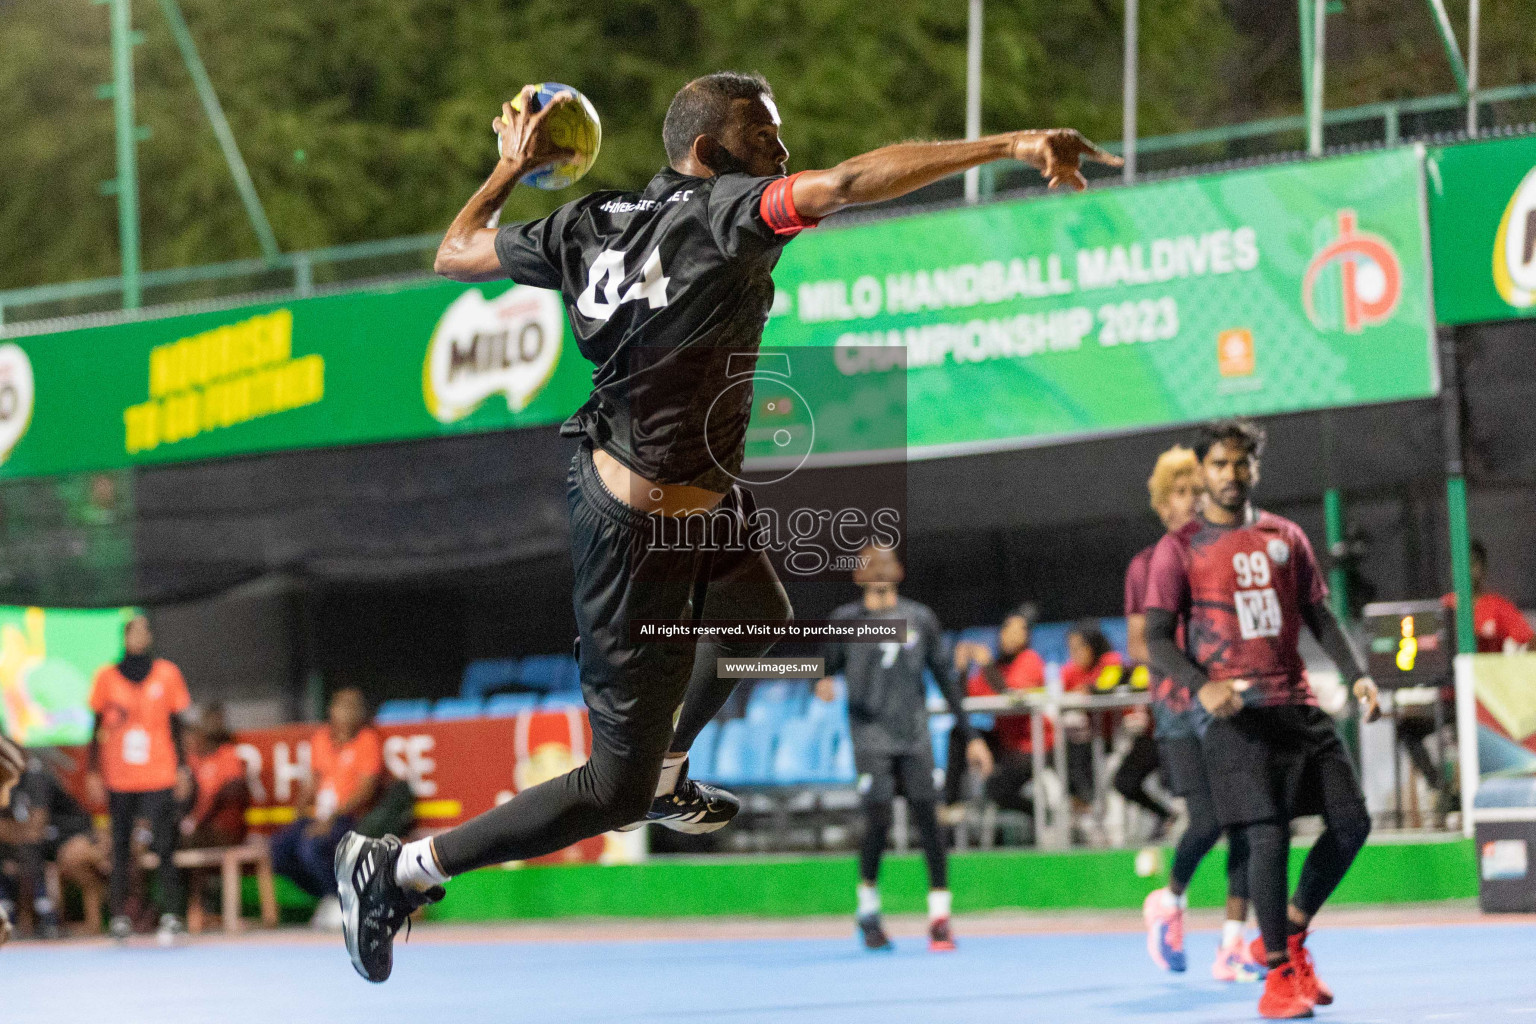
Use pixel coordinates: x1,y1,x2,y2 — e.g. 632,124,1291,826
0,752,107,938
952,605,1056,822
180,704,250,849
1442,540,1533,653
270,688,384,929
1060,621,1123,841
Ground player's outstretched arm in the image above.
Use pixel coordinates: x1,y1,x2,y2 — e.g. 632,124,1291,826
435,86,577,282
790,130,1121,221
1300,601,1382,722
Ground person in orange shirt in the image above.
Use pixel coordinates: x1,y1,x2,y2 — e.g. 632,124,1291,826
270,689,384,924
180,704,250,849
84,614,192,944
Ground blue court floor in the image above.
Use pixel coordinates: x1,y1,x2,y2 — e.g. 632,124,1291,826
3,918,1533,1024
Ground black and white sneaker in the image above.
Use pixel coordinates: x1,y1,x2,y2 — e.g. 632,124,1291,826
616,760,741,834
334,832,444,983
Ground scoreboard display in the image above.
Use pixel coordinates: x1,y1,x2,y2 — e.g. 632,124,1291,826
1361,599,1452,689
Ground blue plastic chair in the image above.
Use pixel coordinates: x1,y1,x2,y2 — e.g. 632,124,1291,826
737,719,778,784
1030,621,1072,668
519,655,579,691
930,713,954,769
688,720,722,780
957,625,999,655
375,699,431,724
484,693,539,718
460,658,522,700
829,722,857,782
745,680,808,728
1099,616,1130,657
712,719,750,785
432,697,484,721
539,689,586,710
772,717,819,784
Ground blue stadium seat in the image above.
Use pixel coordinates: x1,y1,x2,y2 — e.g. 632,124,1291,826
957,625,998,654
772,717,819,784
460,658,521,700
539,689,586,710
432,697,484,721
1030,621,1072,668
712,719,750,785
484,693,539,718
688,720,722,780
375,699,431,724
519,654,580,691
745,679,809,727
930,712,954,769
1099,616,1130,657
829,722,856,782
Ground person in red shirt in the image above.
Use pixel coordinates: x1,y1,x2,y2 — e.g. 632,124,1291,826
954,605,1052,819
85,614,191,944
1144,419,1381,1020
270,688,385,922
1442,540,1534,653
1059,621,1123,833
180,704,250,849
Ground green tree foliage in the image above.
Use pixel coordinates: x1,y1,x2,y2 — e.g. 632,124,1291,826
0,0,1532,291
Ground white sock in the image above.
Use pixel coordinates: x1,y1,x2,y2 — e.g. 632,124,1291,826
1171,890,1188,910
1222,919,1244,947
928,889,952,922
857,883,881,918
395,837,450,892
655,753,687,797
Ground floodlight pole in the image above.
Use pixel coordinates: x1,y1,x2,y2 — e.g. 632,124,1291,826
1308,0,1326,157
98,0,144,309
1466,0,1480,135
158,0,280,261
1123,0,1138,183
964,0,983,203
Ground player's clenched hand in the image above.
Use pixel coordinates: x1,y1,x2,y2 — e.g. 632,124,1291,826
1198,678,1245,719
1353,676,1382,723
0,734,23,810
1010,129,1123,191
494,85,577,172
966,737,994,779
814,676,837,703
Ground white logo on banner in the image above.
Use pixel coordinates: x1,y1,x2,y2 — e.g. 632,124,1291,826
424,287,564,423
0,344,35,465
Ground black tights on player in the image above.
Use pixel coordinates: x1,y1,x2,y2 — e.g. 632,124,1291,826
1170,764,1248,898
860,797,947,889
1245,810,1371,959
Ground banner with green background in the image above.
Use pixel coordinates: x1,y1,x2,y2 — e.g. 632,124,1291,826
0,278,593,480
1427,133,1536,326
0,148,1439,480
0,605,133,746
763,146,1438,459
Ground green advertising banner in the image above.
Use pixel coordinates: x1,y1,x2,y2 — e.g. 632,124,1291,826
762,147,1438,458
1427,134,1536,326
0,605,133,747
0,279,594,480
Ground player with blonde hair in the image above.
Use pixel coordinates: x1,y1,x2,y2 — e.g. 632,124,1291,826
1130,446,1264,982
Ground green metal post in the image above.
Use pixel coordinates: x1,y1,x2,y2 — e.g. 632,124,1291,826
1447,477,1476,654
103,0,143,309
1324,488,1349,621
1425,0,1471,93
1299,0,1314,110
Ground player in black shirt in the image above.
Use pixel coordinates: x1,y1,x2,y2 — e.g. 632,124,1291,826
817,546,990,951
0,754,101,940
336,70,1118,983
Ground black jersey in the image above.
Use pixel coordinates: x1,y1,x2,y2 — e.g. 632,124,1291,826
6,763,91,845
824,597,971,755
495,168,811,493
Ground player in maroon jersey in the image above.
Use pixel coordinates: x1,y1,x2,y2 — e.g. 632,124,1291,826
1143,420,1381,1021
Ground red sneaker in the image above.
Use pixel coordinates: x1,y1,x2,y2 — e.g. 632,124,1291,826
1257,962,1315,1019
928,917,956,952
1287,931,1333,1006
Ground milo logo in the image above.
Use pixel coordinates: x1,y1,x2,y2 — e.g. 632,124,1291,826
1493,165,1536,309
0,344,36,465
423,286,564,423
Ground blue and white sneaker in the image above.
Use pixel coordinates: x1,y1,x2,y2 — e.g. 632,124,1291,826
616,760,741,834
1142,887,1187,972
334,833,444,983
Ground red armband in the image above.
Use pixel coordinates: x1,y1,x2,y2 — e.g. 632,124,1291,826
760,172,821,236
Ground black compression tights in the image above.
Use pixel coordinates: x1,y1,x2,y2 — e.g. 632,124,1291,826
1245,812,1370,958
1171,822,1249,901
860,798,947,890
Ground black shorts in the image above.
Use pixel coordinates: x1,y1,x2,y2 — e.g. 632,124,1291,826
855,746,938,806
1200,704,1366,828
1158,734,1208,799
568,442,785,765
